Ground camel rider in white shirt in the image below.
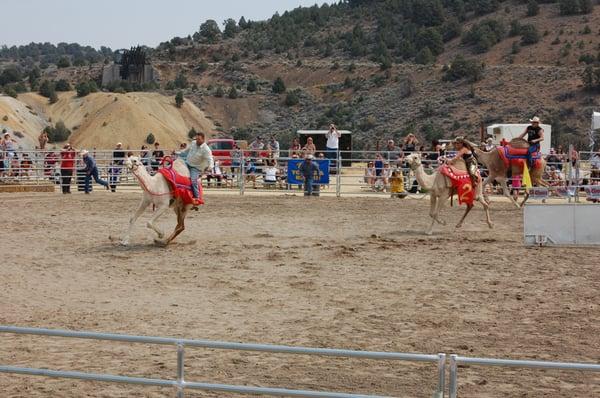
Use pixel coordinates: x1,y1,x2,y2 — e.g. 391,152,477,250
177,131,214,208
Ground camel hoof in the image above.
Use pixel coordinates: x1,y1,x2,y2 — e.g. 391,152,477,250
455,224,463,230
425,230,433,236
154,238,168,247
119,241,129,247
487,223,494,229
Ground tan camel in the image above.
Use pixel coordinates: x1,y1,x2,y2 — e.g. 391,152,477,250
406,153,493,235
121,156,192,246
466,139,548,208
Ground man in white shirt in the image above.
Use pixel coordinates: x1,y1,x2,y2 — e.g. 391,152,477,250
325,124,341,160
177,131,214,206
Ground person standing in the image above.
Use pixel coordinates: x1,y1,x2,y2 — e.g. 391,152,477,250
151,142,165,171
176,131,214,208
60,143,76,194
81,150,109,193
325,124,341,161
38,130,49,150
109,142,125,192
298,154,320,196
267,136,280,163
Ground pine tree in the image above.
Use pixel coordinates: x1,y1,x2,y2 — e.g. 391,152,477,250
175,91,184,108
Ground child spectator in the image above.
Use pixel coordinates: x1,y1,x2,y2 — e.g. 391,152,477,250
390,170,407,198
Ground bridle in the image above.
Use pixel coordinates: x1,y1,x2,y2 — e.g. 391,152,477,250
127,159,173,197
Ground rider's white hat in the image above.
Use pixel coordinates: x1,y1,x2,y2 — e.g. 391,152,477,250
80,149,89,156
530,116,541,123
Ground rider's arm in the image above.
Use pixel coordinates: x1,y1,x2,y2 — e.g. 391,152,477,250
532,129,544,143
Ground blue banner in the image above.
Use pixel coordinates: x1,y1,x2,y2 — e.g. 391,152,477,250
287,159,330,185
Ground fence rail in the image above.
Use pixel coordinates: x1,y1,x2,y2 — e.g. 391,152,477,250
1,149,599,201
0,326,445,398
448,354,600,398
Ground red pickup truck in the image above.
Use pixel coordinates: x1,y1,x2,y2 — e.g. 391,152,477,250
208,138,269,166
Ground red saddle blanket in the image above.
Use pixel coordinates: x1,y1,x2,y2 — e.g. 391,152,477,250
157,167,203,206
497,146,542,170
439,164,477,206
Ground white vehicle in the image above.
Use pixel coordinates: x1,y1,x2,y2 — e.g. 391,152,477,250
487,124,552,154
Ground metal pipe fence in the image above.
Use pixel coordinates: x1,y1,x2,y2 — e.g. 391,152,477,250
0,149,598,201
448,354,600,398
0,326,446,398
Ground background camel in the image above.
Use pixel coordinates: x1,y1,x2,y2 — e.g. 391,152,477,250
121,156,191,246
406,153,492,235
466,139,548,208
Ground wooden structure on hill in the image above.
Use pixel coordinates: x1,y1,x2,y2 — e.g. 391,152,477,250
101,46,157,86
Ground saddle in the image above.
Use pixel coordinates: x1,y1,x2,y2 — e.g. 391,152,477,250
439,163,479,206
157,157,203,206
497,138,542,170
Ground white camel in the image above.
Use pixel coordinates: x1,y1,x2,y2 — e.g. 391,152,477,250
406,153,492,235
121,156,192,246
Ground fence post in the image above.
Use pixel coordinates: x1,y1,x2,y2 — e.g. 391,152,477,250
436,353,446,398
448,355,457,398
575,154,580,203
336,150,342,197
176,343,185,398
240,152,245,196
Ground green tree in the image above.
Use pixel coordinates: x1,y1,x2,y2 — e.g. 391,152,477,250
214,86,224,97
4,87,18,98
559,0,579,15
196,20,221,43
285,90,300,106
76,81,91,97
443,55,485,82
415,47,435,64
520,24,540,45
55,79,71,91
223,18,239,38
526,0,539,16
39,80,55,98
49,91,59,104
417,28,444,56
188,127,198,139
174,72,188,89
57,56,71,68
175,91,184,108
246,79,258,92
44,121,71,142
146,133,155,144
579,0,593,14
228,86,238,99
272,77,286,93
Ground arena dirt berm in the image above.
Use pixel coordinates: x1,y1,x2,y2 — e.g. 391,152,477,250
1,192,599,397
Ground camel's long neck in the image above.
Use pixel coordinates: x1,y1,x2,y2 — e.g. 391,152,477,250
132,166,156,193
412,163,435,190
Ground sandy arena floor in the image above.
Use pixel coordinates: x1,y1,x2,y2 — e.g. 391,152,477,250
1,192,599,398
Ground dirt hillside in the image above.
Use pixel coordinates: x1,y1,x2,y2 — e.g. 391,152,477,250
0,94,48,148
14,92,215,150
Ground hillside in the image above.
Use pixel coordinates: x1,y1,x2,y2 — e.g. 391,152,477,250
1,92,214,149
2,0,600,149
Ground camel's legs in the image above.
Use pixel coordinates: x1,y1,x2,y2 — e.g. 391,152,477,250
426,195,438,235
496,177,521,209
519,191,530,208
156,204,188,246
121,198,151,246
146,201,170,239
434,191,448,226
456,204,473,229
477,195,493,229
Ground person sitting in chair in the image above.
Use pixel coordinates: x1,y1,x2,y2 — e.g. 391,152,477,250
518,116,544,167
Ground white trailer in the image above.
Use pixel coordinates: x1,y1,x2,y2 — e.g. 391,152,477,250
486,124,552,154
